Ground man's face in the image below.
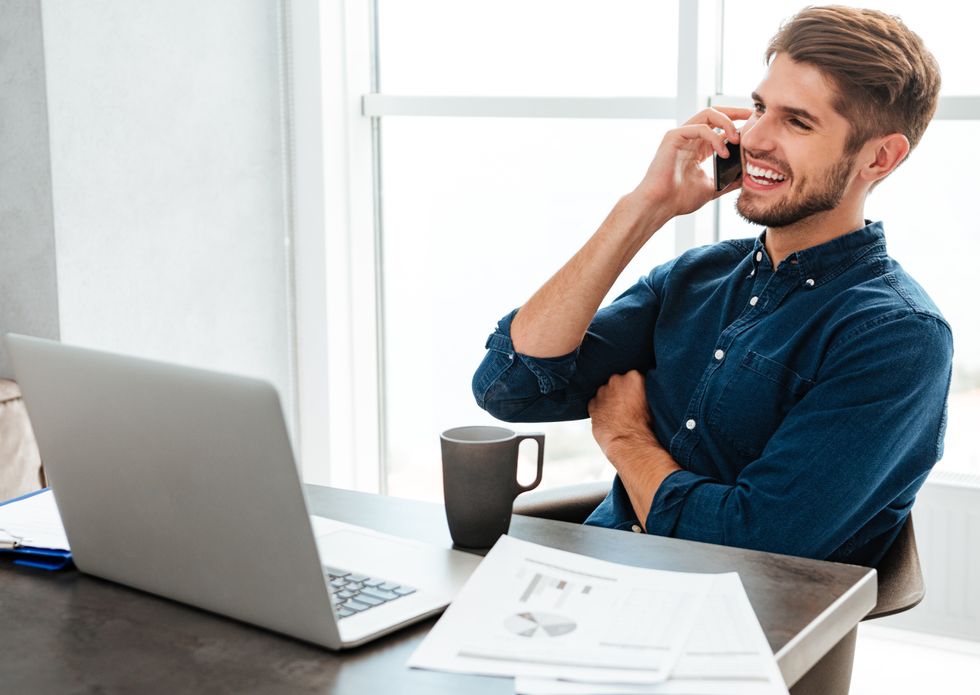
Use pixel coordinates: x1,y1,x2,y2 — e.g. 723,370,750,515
736,54,858,229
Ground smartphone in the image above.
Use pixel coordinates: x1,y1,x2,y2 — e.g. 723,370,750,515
713,142,742,192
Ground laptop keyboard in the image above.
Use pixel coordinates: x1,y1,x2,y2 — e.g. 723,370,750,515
324,566,417,619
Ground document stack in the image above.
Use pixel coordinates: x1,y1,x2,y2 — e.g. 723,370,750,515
409,535,789,694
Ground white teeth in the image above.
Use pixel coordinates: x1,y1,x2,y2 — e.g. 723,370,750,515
746,163,786,181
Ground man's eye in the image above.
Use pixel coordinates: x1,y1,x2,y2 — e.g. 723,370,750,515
790,118,812,131
753,103,765,113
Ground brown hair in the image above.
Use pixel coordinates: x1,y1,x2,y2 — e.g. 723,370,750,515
765,5,941,164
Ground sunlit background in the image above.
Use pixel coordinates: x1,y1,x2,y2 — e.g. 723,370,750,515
377,1,980,499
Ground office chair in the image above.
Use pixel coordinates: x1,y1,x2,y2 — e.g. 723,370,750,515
513,481,924,695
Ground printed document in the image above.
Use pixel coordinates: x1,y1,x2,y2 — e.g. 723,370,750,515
515,572,789,694
0,489,69,550
408,535,714,684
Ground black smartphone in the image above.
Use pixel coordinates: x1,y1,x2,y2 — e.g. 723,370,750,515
713,142,742,192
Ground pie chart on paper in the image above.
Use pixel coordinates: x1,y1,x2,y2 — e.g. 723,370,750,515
504,611,577,638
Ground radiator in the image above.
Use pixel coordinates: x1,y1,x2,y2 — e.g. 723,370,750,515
878,473,980,642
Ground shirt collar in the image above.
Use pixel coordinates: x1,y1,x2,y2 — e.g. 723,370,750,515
751,220,887,287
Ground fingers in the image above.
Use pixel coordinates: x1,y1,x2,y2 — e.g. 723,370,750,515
672,124,731,159
683,106,751,144
711,105,754,121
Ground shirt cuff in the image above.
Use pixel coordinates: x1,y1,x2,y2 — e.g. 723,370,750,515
645,469,723,542
491,309,580,395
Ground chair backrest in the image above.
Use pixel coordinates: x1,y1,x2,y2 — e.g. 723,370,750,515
864,515,925,620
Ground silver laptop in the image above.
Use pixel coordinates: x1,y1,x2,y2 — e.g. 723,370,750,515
5,334,481,649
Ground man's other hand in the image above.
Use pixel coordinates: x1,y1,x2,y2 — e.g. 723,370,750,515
632,106,752,219
588,370,659,457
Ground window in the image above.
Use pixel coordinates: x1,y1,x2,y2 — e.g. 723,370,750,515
373,1,685,499
381,116,677,498
308,0,980,495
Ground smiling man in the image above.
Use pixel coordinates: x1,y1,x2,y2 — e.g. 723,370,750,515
471,6,951,567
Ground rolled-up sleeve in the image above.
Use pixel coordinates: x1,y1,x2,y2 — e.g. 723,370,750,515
472,267,668,423
645,311,953,563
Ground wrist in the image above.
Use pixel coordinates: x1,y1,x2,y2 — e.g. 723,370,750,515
611,192,674,251
604,429,660,462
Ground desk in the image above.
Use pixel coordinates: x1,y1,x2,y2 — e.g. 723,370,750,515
0,485,875,694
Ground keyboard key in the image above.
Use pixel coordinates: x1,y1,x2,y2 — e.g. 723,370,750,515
347,573,369,583
378,582,400,592
343,599,371,612
361,587,399,602
355,593,384,607
363,578,384,587
345,582,364,592
329,578,347,588
337,608,355,618
337,589,356,599
393,586,416,596
324,566,350,578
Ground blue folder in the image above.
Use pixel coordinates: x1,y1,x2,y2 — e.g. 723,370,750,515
0,488,74,570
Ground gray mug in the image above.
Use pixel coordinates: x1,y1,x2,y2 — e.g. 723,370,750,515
440,426,545,549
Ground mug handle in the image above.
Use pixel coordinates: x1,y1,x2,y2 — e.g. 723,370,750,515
513,433,545,495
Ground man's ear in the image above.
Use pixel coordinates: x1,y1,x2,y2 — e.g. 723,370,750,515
859,133,911,184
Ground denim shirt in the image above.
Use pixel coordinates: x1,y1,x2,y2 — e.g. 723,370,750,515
473,221,952,567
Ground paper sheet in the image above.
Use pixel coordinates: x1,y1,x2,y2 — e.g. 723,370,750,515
515,573,789,695
408,535,714,684
0,489,70,550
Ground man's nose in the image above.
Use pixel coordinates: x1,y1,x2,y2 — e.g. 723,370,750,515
740,114,775,153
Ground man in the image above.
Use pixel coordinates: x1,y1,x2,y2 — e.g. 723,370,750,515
471,5,951,567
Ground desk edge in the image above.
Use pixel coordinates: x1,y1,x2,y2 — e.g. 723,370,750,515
775,566,877,687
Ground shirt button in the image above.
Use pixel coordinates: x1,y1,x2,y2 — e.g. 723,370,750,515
805,278,815,287
631,524,643,533
755,251,763,262
749,296,759,306
714,349,725,361
686,419,696,430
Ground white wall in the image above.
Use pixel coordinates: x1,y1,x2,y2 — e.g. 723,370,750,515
0,1,60,378
39,0,295,425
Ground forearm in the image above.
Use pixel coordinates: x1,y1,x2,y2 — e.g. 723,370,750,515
511,192,673,358
605,435,682,532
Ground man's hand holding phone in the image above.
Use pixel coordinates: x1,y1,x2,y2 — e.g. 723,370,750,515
632,106,751,220
509,106,751,360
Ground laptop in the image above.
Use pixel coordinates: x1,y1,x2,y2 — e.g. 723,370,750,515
5,334,481,649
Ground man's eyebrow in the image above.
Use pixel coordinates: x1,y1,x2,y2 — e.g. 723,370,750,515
751,91,823,128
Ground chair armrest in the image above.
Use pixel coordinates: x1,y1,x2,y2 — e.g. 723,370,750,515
513,481,611,524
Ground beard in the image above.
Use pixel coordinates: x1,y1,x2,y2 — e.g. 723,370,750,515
735,154,856,228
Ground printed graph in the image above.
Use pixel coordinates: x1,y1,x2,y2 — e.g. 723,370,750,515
519,572,593,608
504,611,577,638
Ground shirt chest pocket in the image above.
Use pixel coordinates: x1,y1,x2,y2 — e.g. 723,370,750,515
707,350,815,459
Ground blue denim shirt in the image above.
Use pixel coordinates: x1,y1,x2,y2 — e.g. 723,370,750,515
473,221,952,567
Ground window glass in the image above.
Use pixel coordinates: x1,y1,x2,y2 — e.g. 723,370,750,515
378,0,678,97
381,118,676,500
723,2,980,97
718,121,980,477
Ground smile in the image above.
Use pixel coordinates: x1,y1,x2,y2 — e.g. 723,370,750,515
743,161,789,190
